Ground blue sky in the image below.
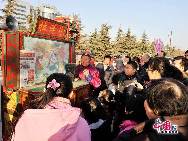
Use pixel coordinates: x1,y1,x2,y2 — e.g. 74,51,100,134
29,0,188,50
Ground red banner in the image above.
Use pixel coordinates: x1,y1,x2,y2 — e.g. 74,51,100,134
3,32,20,90
35,17,69,41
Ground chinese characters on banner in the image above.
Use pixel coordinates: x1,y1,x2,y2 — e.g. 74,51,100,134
20,50,36,88
36,17,69,41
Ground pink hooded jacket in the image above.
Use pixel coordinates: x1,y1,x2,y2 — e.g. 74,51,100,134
12,97,91,141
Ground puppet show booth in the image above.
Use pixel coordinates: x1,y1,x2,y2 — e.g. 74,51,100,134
1,16,89,140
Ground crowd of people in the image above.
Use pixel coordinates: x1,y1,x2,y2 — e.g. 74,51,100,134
11,50,188,141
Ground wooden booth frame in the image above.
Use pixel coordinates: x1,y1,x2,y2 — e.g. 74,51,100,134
1,16,77,92
1,16,82,141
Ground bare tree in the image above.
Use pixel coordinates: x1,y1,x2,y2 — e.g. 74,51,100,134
2,0,17,17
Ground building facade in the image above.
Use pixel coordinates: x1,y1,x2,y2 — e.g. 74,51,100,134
0,0,30,29
39,4,61,19
31,4,61,20
0,0,6,26
13,0,30,29
1,0,62,29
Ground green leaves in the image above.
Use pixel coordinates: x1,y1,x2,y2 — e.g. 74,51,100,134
76,25,182,60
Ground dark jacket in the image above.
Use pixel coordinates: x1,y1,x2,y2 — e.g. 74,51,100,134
96,63,114,88
113,72,141,86
114,114,188,141
137,64,149,85
182,78,188,86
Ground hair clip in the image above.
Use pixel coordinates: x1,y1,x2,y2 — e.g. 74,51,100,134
47,79,60,90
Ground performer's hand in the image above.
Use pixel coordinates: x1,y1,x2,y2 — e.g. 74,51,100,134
74,78,79,81
83,69,89,77
134,81,143,90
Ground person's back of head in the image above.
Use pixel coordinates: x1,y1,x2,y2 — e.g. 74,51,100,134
173,56,188,72
185,50,188,54
146,78,188,117
185,50,188,59
45,73,73,97
148,57,166,77
31,73,73,109
148,57,184,81
174,55,188,73
142,78,188,141
142,53,150,63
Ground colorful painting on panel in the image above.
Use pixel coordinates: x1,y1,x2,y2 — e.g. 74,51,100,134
24,37,69,84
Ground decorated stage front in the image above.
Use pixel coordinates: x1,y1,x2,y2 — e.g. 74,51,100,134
1,16,81,141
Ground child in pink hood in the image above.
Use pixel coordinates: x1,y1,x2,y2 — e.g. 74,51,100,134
12,73,91,141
